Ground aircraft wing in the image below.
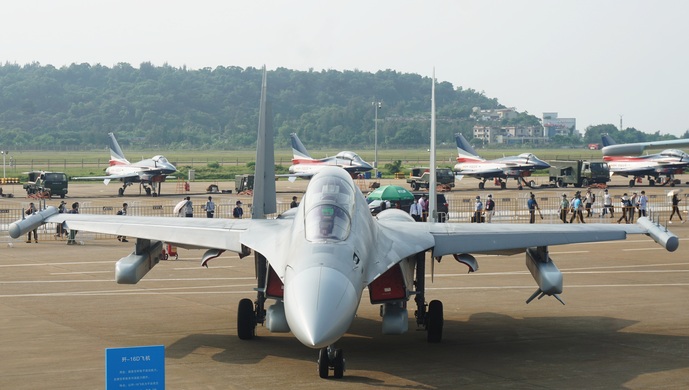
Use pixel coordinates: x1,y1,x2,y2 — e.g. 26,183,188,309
603,138,689,156
375,217,676,264
276,172,315,178
72,172,141,181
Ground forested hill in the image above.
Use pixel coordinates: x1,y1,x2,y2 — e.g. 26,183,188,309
0,62,518,150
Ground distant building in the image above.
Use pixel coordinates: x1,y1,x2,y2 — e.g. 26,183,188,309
473,125,546,144
471,107,518,121
542,112,576,137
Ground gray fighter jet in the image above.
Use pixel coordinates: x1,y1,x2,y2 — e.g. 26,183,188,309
10,68,679,379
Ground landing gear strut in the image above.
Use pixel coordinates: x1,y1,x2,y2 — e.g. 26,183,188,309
412,252,445,343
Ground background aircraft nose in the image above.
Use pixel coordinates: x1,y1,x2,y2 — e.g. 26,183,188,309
284,266,358,348
537,158,551,169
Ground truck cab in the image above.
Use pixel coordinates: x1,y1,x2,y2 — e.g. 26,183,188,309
407,167,455,191
23,171,68,198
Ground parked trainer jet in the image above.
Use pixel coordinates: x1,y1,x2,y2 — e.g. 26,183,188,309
453,133,550,190
73,133,177,196
10,70,679,379
602,134,689,187
288,133,372,177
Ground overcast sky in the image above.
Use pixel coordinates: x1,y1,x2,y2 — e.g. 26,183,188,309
3,0,688,136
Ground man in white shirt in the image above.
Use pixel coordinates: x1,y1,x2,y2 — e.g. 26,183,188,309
410,199,422,221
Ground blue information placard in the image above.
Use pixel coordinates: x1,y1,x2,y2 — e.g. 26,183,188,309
105,345,165,390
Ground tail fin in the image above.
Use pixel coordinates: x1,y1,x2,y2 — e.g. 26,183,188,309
455,133,483,161
252,66,277,219
108,133,130,165
601,134,617,147
290,133,312,160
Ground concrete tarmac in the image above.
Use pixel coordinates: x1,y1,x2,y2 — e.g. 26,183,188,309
1,177,689,389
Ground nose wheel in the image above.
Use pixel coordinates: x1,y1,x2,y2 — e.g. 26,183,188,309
318,345,345,379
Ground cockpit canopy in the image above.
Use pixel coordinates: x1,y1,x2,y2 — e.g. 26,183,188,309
335,151,363,162
304,174,355,242
660,149,689,159
152,155,170,164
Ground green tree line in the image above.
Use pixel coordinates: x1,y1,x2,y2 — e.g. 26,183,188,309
0,62,504,150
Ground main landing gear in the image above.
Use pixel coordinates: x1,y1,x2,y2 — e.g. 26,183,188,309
479,178,507,190
117,182,161,196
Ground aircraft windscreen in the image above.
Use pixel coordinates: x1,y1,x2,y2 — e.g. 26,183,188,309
304,175,355,241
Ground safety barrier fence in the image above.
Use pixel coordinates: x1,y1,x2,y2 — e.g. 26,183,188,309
1,193,687,243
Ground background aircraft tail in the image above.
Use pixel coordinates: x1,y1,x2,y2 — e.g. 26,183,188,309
455,133,484,161
601,134,617,147
107,133,130,165
290,133,312,160
252,67,277,218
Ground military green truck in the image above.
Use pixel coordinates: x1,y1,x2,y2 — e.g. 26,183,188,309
548,160,610,188
406,167,455,191
23,171,69,198
235,174,254,193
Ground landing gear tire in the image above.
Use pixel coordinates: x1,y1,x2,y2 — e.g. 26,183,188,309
478,182,485,190
500,181,506,189
118,188,125,196
529,180,536,188
427,299,444,343
318,348,330,379
629,179,635,188
517,185,523,190
649,179,656,186
237,298,256,340
333,349,345,379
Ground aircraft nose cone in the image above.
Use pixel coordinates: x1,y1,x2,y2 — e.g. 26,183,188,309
284,266,358,348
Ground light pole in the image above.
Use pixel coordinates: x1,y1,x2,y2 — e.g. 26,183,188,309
372,101,382,177
1,150,5,179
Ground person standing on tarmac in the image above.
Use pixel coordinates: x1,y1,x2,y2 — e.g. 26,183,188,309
484,194,495,223
637,190,648,218
25,202,38,243
409,199,422,222
473,196,484,223
559,193,570,223
617,193,631,224
527,193,540,224
602,189,613,218
569,192,585,224
116,203,128,242
204,196,216,218
669,193,684,224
